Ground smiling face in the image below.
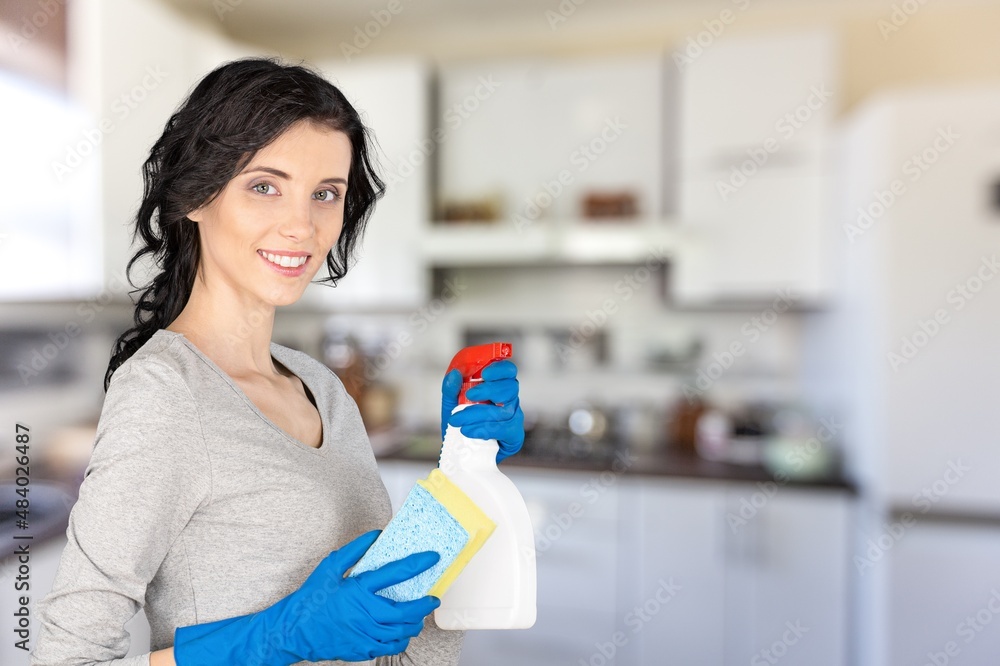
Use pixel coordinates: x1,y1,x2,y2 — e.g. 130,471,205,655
186,119,352,307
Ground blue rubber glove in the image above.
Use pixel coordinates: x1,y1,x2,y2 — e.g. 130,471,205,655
173,529,440,665
441,359,525,464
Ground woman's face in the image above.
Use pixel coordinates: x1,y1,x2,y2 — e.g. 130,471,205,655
186,119,352,307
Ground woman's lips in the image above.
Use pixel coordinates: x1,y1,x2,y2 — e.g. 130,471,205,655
258,249,309,277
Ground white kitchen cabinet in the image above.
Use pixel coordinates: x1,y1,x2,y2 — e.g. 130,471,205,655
723,485,851,666
375,460,852,665
677,29,836,179
887,520,1000,666
625,477,728,666
673,28,838,306
436,54,665,223
460,466,619,665
303,58,431,310
378,461,621,665
68,0,259,293
627,478,851,666
510,467,619,613
673,172,832,303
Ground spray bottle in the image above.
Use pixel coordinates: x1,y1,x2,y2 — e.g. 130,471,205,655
434,342,537,630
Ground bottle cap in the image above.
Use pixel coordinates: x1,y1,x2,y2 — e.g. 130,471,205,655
446,342,513,405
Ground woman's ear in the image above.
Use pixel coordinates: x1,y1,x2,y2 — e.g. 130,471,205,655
187,189,223,223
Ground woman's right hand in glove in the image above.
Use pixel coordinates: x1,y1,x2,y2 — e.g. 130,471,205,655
274,528,442,662
173,529,441,666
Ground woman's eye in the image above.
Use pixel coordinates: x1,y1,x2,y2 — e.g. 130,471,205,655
315,188,342,202
252,182,276,195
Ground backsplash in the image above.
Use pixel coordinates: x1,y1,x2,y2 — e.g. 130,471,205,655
319,264,807,430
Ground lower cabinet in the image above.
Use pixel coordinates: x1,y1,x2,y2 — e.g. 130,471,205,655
721,484,851,666
620,477,728,665
887,520,1000,666
376,460,853,665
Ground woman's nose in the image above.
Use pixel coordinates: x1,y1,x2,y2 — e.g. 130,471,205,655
278,198,316,241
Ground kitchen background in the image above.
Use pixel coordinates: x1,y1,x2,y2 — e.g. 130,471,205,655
2,0,1000,664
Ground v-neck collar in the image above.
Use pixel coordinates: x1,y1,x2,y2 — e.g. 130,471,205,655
154,329,328,454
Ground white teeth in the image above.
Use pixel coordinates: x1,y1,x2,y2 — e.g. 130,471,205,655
260,251,307,268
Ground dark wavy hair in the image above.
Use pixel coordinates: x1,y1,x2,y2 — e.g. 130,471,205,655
104,57,385,392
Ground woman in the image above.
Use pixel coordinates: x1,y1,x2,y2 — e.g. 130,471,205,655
30,57,524,666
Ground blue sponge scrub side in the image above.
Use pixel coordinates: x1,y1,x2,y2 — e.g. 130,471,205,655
347,484,469,601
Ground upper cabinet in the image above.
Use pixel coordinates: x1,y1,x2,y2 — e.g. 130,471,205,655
436,54,666,222
672,29,839,306
426,54,677,267
428,37,842,307
677,30,834,180
68,0,259,294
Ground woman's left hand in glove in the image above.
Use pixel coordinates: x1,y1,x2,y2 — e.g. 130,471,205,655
440,359,524,463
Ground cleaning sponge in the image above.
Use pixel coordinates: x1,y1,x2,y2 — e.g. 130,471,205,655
347,469,496,602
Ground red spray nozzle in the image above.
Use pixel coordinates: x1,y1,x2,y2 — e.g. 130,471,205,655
446,342,513,405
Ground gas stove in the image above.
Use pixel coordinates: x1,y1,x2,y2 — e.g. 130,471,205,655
519,425,625,467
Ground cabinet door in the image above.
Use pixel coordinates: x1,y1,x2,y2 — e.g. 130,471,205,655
870,88,1000,511
457,467,619,665
629,477,727,666
888,520,1000,666
673,172,832,304
674,28,837,305
306,58,430,309
529,54,665,220
678,28,836,181
723,486,851,666
436,54,664,222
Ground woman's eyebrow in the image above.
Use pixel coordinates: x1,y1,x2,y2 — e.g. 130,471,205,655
243,165,347,186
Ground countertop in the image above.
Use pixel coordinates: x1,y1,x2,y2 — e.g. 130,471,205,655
370,429,858,493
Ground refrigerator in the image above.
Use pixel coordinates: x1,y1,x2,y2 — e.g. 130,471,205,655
804,83,1000,666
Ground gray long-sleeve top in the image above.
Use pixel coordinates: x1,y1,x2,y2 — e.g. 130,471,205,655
30,328,464,666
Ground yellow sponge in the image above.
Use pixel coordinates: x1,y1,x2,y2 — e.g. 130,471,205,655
418,469,496,597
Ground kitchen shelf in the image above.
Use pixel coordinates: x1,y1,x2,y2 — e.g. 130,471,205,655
419,217,683,266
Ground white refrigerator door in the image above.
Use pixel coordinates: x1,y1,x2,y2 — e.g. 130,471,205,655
875,86,1000,511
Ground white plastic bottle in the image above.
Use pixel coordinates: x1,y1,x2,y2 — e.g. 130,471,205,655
434,343,537,630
